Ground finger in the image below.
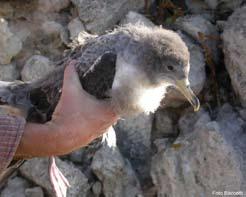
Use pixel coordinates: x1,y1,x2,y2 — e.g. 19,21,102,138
58,60,119,119
63,60,82,92
63,61,96,101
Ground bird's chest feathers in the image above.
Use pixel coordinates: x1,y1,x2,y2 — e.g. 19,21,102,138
137,86,166,113
112,58,166,115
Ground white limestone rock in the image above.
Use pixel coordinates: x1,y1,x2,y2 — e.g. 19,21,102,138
0,18,22,64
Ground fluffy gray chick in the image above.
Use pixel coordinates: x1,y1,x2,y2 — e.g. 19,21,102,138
78,25,200,116
0,25,199,120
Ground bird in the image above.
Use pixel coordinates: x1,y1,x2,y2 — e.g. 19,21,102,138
0,24,200,122
0,24,200,193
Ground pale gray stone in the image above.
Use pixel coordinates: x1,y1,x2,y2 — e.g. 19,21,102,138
25,187,44,197
175,15,219,63
0,64,19,81
178,107,211,136
37,0,70,13
68,17,85,41
153,109,175,138
0,2,14,18
91,128,142,197
92,182,102,196
41,21,69,45
185,0,210,14
151,104,246,196
153,138,172,153
238,108,246,121
205,0,243,11
42,21,63,36
9,22,31,43
20,158,90,196
120,11,155,27
222,6,246,107
21,55,54,82
0,18,22,64
115,113,153,182
71,0,152,33
1,177,30,197
216,104,246,184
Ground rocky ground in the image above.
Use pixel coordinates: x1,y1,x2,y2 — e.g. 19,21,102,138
0,0,246,196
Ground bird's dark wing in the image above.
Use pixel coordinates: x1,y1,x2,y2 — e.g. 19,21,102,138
0,52,117,122
81,52,117,99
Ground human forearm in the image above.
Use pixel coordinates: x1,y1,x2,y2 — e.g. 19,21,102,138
15,122,61,158
15,114,116,159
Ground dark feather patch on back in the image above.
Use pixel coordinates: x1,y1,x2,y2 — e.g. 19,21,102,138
81,52,117,99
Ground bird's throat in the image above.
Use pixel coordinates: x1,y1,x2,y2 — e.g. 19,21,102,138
111,84,166,116
111,57,167,116
137,85,166,114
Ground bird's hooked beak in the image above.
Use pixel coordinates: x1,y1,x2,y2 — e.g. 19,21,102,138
175,79,200,111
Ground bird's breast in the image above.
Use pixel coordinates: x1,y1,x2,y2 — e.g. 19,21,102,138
137,86,166,114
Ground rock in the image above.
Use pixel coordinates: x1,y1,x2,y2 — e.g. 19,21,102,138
37,0,70,13
178,107,211,136
216,20,227,31
205,0,243,16
216,104,246,177
115,113,153,182
8,19,34,67
185,0,210,14
41,21,69,46
71,0,151,33
20,158,90,196
151,104,246,196
9,21,31,43
92,181,102,196
222,6,246,107
152,109,175,138
0,2,14,18
163,32,206,107
0,18,22,64
91,127,142,197
69,148,84,163
25,187,44,197
21,55,55,81
238,108,246,121
68,17,85,41
175,14,220,63
42,21,63,36
18,20,68,61
0,64,19,81
120,11,155,27
1,176,30,197
153,138,172,153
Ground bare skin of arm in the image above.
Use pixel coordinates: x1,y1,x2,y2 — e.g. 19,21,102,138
15,61,118,158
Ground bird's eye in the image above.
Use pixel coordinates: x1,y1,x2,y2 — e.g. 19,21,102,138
167,65,174,71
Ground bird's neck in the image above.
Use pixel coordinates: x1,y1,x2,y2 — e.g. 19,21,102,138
111,59,167,116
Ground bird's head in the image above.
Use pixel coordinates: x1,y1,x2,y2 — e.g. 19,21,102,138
119,26,200,112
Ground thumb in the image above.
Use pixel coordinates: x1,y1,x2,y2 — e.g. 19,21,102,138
63,60,107,103
62,60,82,94
53,60,83,115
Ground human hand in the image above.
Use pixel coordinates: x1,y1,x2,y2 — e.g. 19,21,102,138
50,60,118,153
16,61,118,158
